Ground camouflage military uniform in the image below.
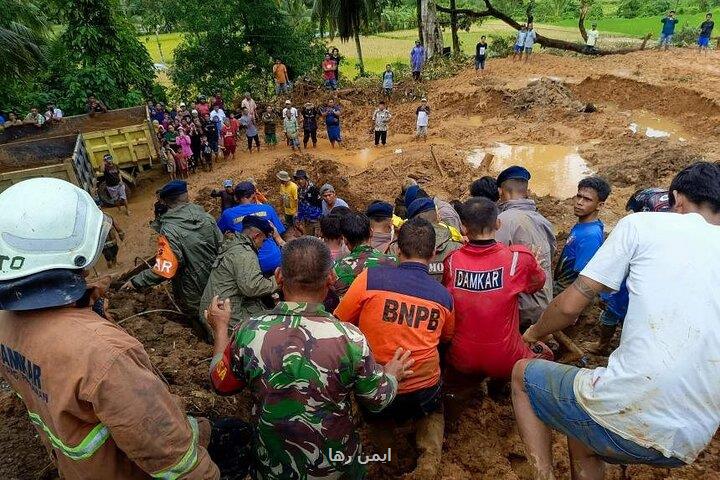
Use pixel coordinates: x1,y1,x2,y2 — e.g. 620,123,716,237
210,302,398,480
332,244,397,296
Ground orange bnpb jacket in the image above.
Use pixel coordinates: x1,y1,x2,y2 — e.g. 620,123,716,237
334,262,454,394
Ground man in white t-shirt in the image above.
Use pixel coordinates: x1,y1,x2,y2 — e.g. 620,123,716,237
585,23,599,54
210,105,226,124
282,100,298,121
523,23,537,62
511,161,720,479
415,98,430,142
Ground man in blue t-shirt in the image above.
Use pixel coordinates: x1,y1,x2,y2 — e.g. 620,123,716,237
698,13,714,54
587,187,671,355
659,10,679,50
217,181,286,274
553,176,611,296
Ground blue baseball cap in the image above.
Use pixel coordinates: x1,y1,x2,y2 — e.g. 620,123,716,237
407,197,436,218
241,215,273,235
157,180,188,199
366,200,393,219
404,185,420,208
223,179,233,188
497,166,531,186
234,181,256,197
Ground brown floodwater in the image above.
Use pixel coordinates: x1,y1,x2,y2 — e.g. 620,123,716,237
468,143,591,199
628,110,689,141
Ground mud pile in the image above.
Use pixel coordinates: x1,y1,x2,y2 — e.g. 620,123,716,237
584,136,707,188
109,291,252,420
195,186,223,217
509,77,585,112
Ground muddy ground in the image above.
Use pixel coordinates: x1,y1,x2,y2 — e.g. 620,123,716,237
3,48,720,479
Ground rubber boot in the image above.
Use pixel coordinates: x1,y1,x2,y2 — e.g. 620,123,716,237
586,323,616,356
406,411,444,480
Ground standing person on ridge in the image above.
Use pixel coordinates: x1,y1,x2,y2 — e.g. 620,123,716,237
261,105,278,149
301,102,320,149
698,12,714,55
475,35,488,73
514,25,528,61
322,99,342,147
382,64,394,96
523,23,537,62
272,58,290,94
659,10,679,51
585,23,600,54
330,47,342,86
372,101,392,147
410,40,426,81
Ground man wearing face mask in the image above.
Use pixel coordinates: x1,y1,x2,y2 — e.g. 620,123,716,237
124,180,223,336
198,216,279,339
366,200,397,255
0,178,220,479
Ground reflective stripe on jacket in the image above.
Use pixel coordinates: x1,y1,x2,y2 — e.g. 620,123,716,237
0,306,219,479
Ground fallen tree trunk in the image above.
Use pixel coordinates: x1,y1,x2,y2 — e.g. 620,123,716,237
438,0,652,56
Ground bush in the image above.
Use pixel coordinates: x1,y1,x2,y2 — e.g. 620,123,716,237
488,34,516,58
672,23,701,46
421,54,471,81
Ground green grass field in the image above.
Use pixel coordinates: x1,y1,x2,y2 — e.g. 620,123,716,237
551,9,719,37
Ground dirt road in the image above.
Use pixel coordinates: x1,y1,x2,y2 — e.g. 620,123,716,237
3,48,720,479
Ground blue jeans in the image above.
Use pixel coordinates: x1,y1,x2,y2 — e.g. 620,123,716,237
659,33,673,46
523,360,685,467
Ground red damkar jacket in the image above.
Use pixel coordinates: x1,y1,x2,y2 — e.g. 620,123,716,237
442,240,546,379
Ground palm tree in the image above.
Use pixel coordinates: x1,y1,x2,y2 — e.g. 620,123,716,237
312,0,378,77
0,0,47,79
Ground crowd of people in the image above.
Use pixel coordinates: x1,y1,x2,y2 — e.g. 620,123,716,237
148,89,442,179
3,154,720,480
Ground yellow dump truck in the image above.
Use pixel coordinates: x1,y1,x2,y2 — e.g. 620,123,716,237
0,106,159,194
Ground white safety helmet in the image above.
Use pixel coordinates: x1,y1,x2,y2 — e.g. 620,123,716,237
0,178,111,281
